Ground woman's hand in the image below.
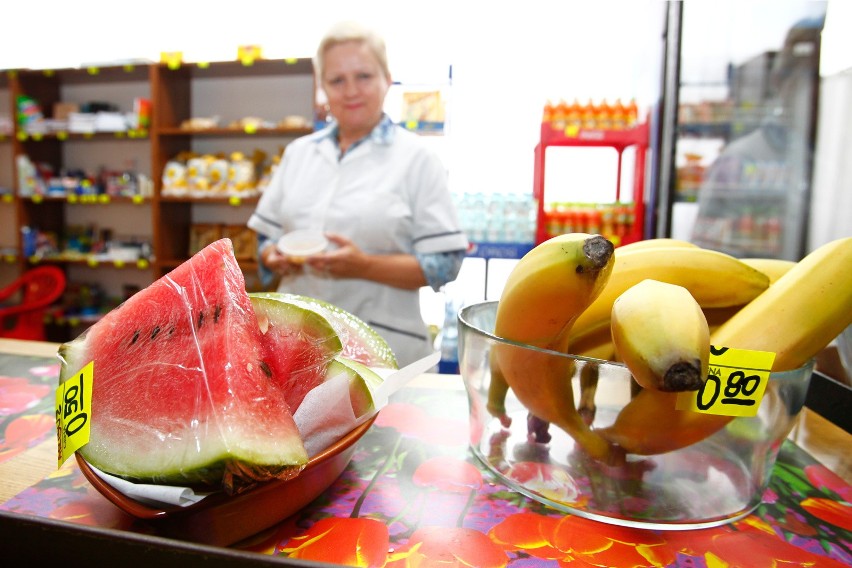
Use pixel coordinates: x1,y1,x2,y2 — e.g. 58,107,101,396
307,233,427,290
305,233,365,279
260,243,305,277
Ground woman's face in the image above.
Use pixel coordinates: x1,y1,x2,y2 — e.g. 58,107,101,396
321,40,390,139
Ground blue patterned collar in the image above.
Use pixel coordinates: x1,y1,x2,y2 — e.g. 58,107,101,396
317,114,396,154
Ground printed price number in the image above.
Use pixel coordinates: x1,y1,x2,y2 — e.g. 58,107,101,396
56,361,94,467
676,345,776,417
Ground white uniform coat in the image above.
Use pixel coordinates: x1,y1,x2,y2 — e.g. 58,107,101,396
248,123,468,365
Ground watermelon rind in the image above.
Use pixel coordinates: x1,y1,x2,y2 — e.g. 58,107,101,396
249,292,398,370
326,356,383,419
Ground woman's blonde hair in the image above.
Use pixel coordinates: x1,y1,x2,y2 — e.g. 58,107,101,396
315,21,390,81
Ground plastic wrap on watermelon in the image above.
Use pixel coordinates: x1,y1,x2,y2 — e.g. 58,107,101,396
57,238,337,495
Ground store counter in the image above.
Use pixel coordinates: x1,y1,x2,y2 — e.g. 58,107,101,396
0,338,850,566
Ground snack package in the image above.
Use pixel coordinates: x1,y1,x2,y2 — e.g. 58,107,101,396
226,152,256,196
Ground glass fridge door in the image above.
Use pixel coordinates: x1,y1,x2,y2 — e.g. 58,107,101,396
668,1,827,260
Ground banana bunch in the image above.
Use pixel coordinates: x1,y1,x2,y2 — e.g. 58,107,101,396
600,237,852,455
568,241,770,347
491,233,852,461
490,233,620,463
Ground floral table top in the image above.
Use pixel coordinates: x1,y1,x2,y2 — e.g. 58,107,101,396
1,352,850,566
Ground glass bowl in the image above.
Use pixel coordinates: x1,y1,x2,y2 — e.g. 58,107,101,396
458,301,813,530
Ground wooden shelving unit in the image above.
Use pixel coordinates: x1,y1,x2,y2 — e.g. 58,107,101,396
1,57,317,337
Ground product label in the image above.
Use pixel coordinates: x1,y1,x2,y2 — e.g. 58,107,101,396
676,346,776,417
56,362,94,467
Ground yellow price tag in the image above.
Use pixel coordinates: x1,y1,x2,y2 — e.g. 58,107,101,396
32,194,43,204
113,260,125,268
114,131,126,138
244,123,258,134
405,120,419,131
32,133,43,141
99,194,110,204
285,58,298,65
123,64,135,73
238,45,262,66
228,196,241,206
87,257,98,267
132,195,144,204
197,61,210,69
56,361,94,467
161,51,183,70
137,258,149,269
87,66,100,75
564,124,580,138
43,69,55,77
676,346,776,417
84,132,94,139
4,254,15,263
67,194,78,204
57,131,68,141
16,131,27,141
2,194,12,203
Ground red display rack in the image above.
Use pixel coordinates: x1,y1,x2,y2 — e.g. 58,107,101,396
532,122,650,245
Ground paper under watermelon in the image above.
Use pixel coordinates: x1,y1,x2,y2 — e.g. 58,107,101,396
58,239,309,494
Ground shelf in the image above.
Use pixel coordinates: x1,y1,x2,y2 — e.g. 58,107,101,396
466,241,534,260
159,195,260,205
16,130,149,142
28,257,153,270
157,126,312,138
22,194,151,205
538,123,649,151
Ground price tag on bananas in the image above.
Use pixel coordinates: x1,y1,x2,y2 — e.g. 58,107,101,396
676,346,776,417
55,362,94,467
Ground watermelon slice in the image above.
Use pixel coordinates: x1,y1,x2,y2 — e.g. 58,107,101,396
250,292,398,369
250,296,343,412
58,239,309,494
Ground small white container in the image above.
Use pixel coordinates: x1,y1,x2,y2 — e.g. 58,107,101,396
277,230,328,263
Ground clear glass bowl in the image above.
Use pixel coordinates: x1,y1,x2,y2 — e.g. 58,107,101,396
458,301,814,530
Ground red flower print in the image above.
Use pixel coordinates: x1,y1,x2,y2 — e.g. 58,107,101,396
800,497,852,532
280,517,388,567
375,402,468,446
0,414,56,462
504,462,580,504
706,523,851,568
489,512,564,560
804,464,852,501
0,376,51,414
387,526,508,567
413,456,482,493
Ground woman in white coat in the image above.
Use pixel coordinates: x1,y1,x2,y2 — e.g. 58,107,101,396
248,21,468,366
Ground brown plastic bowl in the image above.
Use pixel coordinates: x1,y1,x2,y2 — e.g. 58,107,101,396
76,415,376,547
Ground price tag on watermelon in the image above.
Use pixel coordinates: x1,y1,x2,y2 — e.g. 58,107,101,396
56,362,94,467
676,346,776,417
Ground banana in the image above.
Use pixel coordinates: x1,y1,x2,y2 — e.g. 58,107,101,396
739,257,797,285
712,236,852,372
600,237,852,456
617,237,699,252
492,233,620,463
569,246,770,345
610,279,710,392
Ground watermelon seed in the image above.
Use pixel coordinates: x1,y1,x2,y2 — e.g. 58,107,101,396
198,310,205,329
150,326,161,340
259,360,272,378
130,329,140,345
214,304,222,323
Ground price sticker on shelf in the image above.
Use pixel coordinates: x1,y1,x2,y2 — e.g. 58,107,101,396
229,196,242,206
243,123,258,134
676,346,776,417
137,258,149,269
57,131,68,141
67,194,78,204
32,133,43,141
132,195,144,205
285,58,298,65
42,69,55,77
2,194,13,203
405,120,419,131
32,194,43,204
87,66,100,76
238,45,262,66
114,131,126,138
197,61,210,69
56,362,93,467
113,260,125,268
4,254,16,263
123,64,135,73
16,132,27,142
98,194,110,204
161,51,183,70
87,257,98,267
84,132,94,139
